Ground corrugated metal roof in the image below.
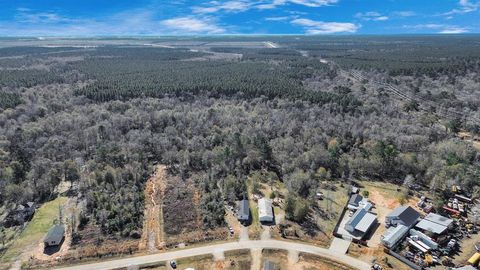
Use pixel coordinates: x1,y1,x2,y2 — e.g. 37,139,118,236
348,194,363,206
238,199,249,218
44,224,65,243
263,260,277,270
346,208,366,228
258,198,273,218
424,213,453,227
415,219,447,234
386,206,420,227
382,224,409,248
355,212,377,233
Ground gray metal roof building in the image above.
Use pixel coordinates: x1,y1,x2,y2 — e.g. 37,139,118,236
263,260,278,270
424,213,453,227
258,198,274,223
415,213,453,235
385,206,420,228
381,224,409,249
348,194,363,207
44,224,65,247
345,208,377,234
415,219,447,234
237,199,250,222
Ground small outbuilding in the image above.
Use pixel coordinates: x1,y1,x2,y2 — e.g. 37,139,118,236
263,260,278,270
237,199,250,223
385,206,420,228
347,194,363,210
44,224,65,247
258,198,274,223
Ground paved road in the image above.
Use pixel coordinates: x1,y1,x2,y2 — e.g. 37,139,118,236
54,239,371,270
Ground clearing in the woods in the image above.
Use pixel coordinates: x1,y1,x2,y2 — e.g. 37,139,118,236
139,165,167,252
1,196,68,263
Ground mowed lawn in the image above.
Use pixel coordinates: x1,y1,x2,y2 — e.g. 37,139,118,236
1,196,68,262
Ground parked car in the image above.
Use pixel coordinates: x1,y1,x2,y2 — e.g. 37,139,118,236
170,260,177,269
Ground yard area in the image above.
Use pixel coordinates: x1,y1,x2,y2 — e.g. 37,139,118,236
345,180,421,269
0,196,68,264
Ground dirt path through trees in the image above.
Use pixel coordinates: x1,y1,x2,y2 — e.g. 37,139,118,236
139,165,167,252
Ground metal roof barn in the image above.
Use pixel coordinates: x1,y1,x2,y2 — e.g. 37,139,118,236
345,208,377,234
237,199,250,221
415,219,447,235
385,206,420,228
44,224,65,247
424,213,453,228
258,198,274,223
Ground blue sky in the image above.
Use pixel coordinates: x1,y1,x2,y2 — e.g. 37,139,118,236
0,0,479,36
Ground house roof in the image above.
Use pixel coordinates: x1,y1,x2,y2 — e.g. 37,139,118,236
386,206,420,227
263,260,277,270
258,198,273,218
44,224,65,243
355,212,377,233
346,208,366,229
382,224,409,247
424,213,453,227
415,219,447,235
239,199,249,217
348,194,363,206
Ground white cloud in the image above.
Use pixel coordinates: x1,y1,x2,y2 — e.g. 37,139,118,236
3,8,227,36
292,18,359,34
355,11,389,21
195,0,338,12
444,0,480,15
288,0,338,7
160,17,225,34
15,10,72,24
404,23,469,34
393,11,416,17
265,16,291,21
439,27,469,34
192,1,252,14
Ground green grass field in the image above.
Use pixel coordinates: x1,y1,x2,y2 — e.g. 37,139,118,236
1,196,67,262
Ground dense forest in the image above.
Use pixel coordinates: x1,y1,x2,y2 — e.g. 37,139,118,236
1,36,480,244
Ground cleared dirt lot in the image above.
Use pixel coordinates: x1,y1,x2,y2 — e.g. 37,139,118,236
140,165,167,252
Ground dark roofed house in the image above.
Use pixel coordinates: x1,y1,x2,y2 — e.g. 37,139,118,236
347,194,363,210
237,199,250,223
44,224,65,247
385,206,420,228
4,202,35,228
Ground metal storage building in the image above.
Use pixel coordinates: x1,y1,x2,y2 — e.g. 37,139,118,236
385,206,420,228
258,198,274,223
381,224,409,249
345,208,377,234
415,213,453,235
237,199,250,222
347,194,363,210
44,224,65,247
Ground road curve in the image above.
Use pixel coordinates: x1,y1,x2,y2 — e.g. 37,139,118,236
54,239,371,270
